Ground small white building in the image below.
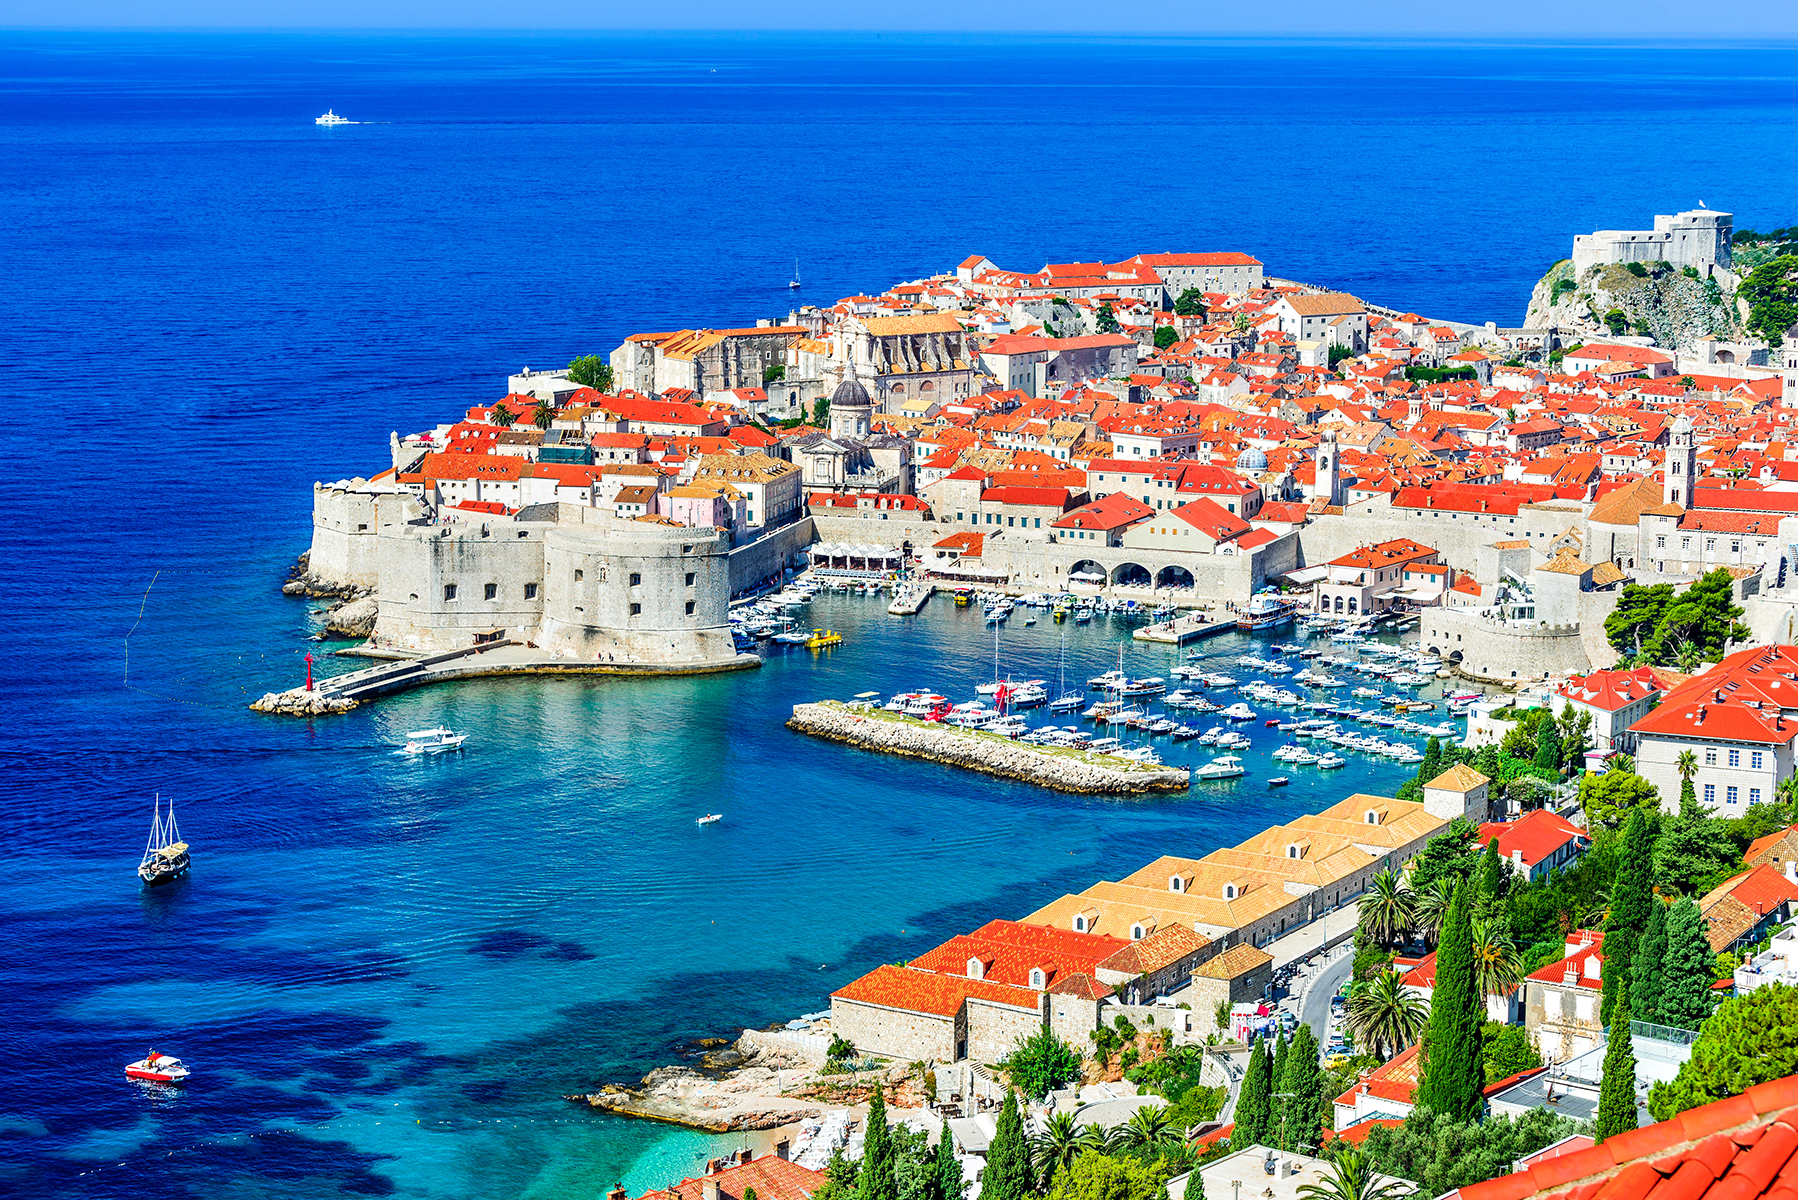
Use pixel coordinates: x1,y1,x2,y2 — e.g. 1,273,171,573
1555,666,1666,755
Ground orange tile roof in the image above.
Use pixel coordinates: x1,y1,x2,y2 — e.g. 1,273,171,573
831,964,1040,1017
636,1154,825,1200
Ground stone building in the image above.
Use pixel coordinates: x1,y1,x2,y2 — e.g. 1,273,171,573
609,326,805,396
836,313,975,412
1570,208,1733,277
1523,931,1607,1062
1421,764,1493,823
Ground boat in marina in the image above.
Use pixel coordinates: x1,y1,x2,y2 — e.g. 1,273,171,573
1195,754,1246,780
1222,702,1257,721
137,795,190,886
1317,752,1347,769
1236,593,1297,632
125,1049,190,1084
1268,776,1290,787
402,727,468,755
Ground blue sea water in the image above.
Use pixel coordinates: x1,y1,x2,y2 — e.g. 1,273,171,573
4,29,1798,1200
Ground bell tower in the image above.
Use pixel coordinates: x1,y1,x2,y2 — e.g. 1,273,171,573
1316,429,1343,506
1665,414,1696,507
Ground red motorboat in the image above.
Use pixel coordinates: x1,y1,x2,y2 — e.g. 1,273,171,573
125,1049,190,1084
1265,719,1281,727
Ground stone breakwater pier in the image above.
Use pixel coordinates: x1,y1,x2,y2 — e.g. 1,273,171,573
787,701,1189,794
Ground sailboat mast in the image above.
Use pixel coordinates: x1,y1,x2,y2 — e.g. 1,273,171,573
146,794,161,856
165,796,179,846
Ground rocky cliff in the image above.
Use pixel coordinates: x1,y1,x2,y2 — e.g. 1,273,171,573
1523,259,1743,355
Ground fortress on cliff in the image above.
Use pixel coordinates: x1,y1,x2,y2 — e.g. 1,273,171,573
1570,207,1733,277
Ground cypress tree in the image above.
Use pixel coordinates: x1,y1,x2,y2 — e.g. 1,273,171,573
1281,1024,1327,1155
1476,838,1505,923
982,1091,1030,1200
863,1082,896,1200
1659,898,1715,1031
1595,978,1640,1142
1415,878,1484,1123
935,1120,964,1200
1270,1031,1291,1148
1234,1036,1273,1148
1534,715,1560,771
1603,809,1655,1027
1421,736,1442,784
1631,900,1668,1027
1679,777,1699,817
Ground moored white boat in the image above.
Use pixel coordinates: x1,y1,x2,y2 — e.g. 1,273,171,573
125,1049,190,1083
1195,754,1246,780
402,727,468,755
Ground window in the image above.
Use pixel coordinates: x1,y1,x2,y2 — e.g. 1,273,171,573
1705,783,1716,804
1574,993,1593,1020
1706,749,1718,765
574,569,584,582
1029,968,1046,988
1733,541,1741,553
1728,786,1739,805
1753,751,1764,770
1752,788,1763,805
524,583,537,600
1730,749,1741,767
357,523,368,531
1035,518,1041,528
1656,535,1666,549
443,584,457,600
1682,538,1692,551
629,572,641,586
484,583,497,600
629,603,641,616
685,601,695,615
685,573,695,587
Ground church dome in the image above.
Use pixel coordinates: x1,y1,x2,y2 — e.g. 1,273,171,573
1235,446,1269,472
831,372,873,410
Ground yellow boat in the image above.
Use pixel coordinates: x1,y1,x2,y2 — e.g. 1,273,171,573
806,628,843,649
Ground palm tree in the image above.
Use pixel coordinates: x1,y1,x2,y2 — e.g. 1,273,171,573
1778,775,1798,821
1109,1104,1175,1152
1297,1146,1415,1200
1412,876,1456,945
1676,750,1698,785
1029,1111,1103,1188
1346,970,1427,1061
491,401,518,429
1674,639,1702,674
1357,868,1415,947
532,400,556,431
1470,917,1524,1010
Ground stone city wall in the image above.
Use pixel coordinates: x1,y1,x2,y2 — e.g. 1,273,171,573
1420,609,1593,683
729,517,816,595
309,483,417,589
829,998,956,1063
373,521,551,652
539,523,738,666
965,999,1044,1065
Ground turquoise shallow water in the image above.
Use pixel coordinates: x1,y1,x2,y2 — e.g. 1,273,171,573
6,28,1797,1200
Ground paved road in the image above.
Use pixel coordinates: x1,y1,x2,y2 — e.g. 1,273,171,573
1300,952,1354,1051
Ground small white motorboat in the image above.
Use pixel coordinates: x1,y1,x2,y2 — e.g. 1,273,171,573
1195,754,1246,780
696,813,723,825
125,1049,190,1084
315,109,355,126
402,727,467,755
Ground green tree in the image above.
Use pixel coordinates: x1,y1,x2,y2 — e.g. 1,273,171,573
1347,971,1427,1061
813,1148,861,1200
894,1125,936,1200
1001,1029,1083,1101
1481,1021,1542,1084
1235,1036,1274,1147
1653,808,1738,896
1409,819,1481,894
1358,868,1415,947
1658,898,1715,1030
1174,288,1206,317
1046,1150,1168,1200
1031,1111,1103,1189
1358,1107,1583,1197
1269,1032,1291,1146
1650,984,1798,1119
1631,899,1668,1026
938,1121,968,1200
763,364,785,384
1413,876,1457,946
1605,583,1675,655
1737,254,1798,343
1602,808,1656,1027
1416,879,1484,1123
1419,736,1442,784
1470,917,1523,1006
984,1092,1032,1200
1642,570,1749,665
1095,304,1120,334
1476,839,1506,923
1112,1105,1177,1151
1153,326,1178,351
863,1082,897,1200
1281,1024,1328,1154
1295,1146,1412,1200
812,397,830,426
532,399,555,430
567,354,614,392
1533,716,1560,772
491,401,518,428
1595,978,1639,1142
1579,768,1660,830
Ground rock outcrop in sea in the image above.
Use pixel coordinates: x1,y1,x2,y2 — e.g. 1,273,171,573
787,701,1189,794
250,689,359,716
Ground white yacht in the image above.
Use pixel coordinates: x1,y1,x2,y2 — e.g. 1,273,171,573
1195,755,1246,780
315,109,355,126
1222,702,1257,721
402,727,467,755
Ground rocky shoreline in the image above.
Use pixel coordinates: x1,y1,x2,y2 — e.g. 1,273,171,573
250,688,359,715
787,701,1190,794
283,551,378,638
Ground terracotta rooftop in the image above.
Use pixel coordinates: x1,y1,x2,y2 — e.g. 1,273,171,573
635,1153,826,1200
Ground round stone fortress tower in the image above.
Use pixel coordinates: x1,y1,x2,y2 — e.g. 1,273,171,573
539,521,736,665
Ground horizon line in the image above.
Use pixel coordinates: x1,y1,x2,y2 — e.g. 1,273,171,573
4,27,1798,42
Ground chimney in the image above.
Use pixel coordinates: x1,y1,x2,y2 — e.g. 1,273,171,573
735,1149,753,1166
702,1183,720,1200
775,1138,791,1161
705,1160,724,1178
609,1189,628,1200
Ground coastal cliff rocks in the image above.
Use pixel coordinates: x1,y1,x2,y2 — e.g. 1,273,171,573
282,550,374,601
326,597,379,639
787,702,1189,794
250,689,359,716
1524,258,1743,354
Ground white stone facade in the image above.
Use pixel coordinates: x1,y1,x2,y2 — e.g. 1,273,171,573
1570,209,1733,277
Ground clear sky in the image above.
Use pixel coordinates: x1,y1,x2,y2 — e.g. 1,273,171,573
3,0,1796,35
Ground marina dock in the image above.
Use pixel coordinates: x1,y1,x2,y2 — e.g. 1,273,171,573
887,581,934,615
787,701,1189,794
1133,613,1235,645
252,640,761,714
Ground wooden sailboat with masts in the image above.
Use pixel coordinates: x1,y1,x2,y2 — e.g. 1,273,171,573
138,794,190,886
